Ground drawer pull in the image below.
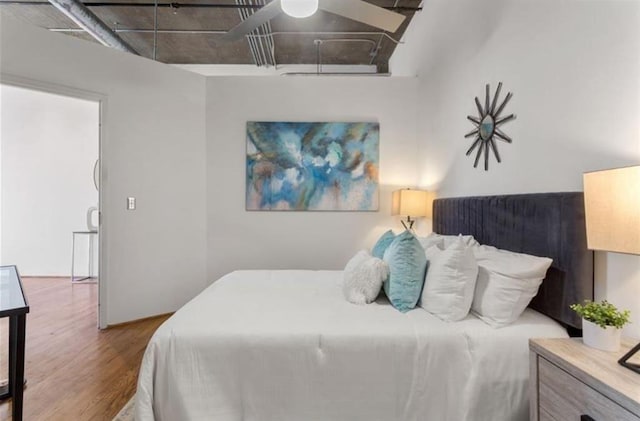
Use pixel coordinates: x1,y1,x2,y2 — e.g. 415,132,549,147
580,416,596,421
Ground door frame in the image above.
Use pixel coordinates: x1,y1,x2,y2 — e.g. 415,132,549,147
1,73,109,329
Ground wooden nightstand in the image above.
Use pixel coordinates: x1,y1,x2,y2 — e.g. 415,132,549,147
530,338,640,421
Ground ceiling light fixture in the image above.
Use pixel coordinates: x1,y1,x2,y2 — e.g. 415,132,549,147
281,0,319,18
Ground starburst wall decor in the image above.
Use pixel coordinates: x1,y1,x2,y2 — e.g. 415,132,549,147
465,82,516,171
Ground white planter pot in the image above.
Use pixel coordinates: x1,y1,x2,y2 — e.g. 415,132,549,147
582,318,621,352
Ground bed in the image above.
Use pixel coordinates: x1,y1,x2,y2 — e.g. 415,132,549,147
135,192,593,421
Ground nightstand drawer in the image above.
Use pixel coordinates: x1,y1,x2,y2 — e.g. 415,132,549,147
538,357,640,421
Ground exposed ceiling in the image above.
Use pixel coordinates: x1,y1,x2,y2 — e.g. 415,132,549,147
0,0,421,73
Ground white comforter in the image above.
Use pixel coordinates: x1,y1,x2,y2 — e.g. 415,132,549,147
135,270,568,421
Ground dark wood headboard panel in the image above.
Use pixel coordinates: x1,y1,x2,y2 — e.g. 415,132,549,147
432,192,593,330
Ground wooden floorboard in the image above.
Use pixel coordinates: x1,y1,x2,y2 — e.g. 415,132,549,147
0,277,170,421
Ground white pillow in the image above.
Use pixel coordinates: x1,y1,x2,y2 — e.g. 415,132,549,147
420,237,479,321
419,232,479,249
470,244,553,327
343,250,389,305
417,234,445,251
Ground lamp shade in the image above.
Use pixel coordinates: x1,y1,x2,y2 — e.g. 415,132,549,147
392,189,430,217
583,165,640,255
281,0,318,18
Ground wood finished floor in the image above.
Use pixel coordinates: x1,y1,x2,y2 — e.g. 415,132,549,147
0,277,170,421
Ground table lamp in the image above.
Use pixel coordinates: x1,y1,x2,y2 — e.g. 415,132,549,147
391,188,430,230
583,165,640,374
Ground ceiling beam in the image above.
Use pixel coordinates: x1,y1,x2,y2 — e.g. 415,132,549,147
1,0,421,11
47,0,138,54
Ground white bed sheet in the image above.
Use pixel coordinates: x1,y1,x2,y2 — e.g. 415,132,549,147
135,270,568,421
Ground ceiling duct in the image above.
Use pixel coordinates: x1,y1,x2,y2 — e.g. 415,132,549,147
47,0,138,55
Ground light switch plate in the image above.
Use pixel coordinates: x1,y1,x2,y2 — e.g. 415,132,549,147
127,197,136,210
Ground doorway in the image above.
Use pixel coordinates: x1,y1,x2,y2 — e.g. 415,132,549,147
0,82,103,327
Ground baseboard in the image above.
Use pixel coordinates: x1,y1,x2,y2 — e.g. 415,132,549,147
106,313,173,329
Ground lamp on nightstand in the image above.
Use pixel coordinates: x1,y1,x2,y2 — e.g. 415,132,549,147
391,188,430,230
583,165,640,374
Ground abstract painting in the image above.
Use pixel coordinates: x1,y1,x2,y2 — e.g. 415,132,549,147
246,121,379,211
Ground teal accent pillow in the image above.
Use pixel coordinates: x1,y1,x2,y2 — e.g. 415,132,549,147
382,230,428,312
372,230,396,259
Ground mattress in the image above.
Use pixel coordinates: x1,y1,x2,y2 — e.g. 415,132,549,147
135,270,568,421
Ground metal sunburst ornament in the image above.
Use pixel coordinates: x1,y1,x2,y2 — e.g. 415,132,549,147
465,82,516,171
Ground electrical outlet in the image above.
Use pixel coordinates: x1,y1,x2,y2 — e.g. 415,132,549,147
127,197,136,210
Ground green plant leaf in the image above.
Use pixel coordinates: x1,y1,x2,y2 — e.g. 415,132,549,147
570,300,631,329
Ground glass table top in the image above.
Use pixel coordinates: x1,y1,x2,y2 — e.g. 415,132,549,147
0,266,28,315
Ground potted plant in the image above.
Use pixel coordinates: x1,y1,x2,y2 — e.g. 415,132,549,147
570,300,631,352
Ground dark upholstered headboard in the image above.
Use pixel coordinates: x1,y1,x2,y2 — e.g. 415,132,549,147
432,192,593,330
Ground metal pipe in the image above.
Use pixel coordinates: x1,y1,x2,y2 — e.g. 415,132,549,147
264,18,276,66
251,30,268,66
237,0,262,66
369,0,399,66
258,24,275,66
47,0,138,54
253,0,275,67
50,27,226,33
314,39,321,75
248,0,268,66
234,0,276,67
236,0,250,64
246,1,266,66
48,28,403,44
0,0,423,11
281,72,390,77
246,13,264,67
317,37,378,58
152,0,158,60
260,27,274,66
319,38,378,47
313,38,378,75
258,0,276,65
234,30,406,45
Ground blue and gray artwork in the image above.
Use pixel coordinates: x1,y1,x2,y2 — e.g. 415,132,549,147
246,122,379,211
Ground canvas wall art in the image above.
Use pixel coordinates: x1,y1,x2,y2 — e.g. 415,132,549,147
246,121,380,211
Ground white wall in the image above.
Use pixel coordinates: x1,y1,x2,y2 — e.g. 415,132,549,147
0,85,99,276
2,0,636,335
0,14,208,325
205,76,419,281
391,0,640,338
0,14,421,325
